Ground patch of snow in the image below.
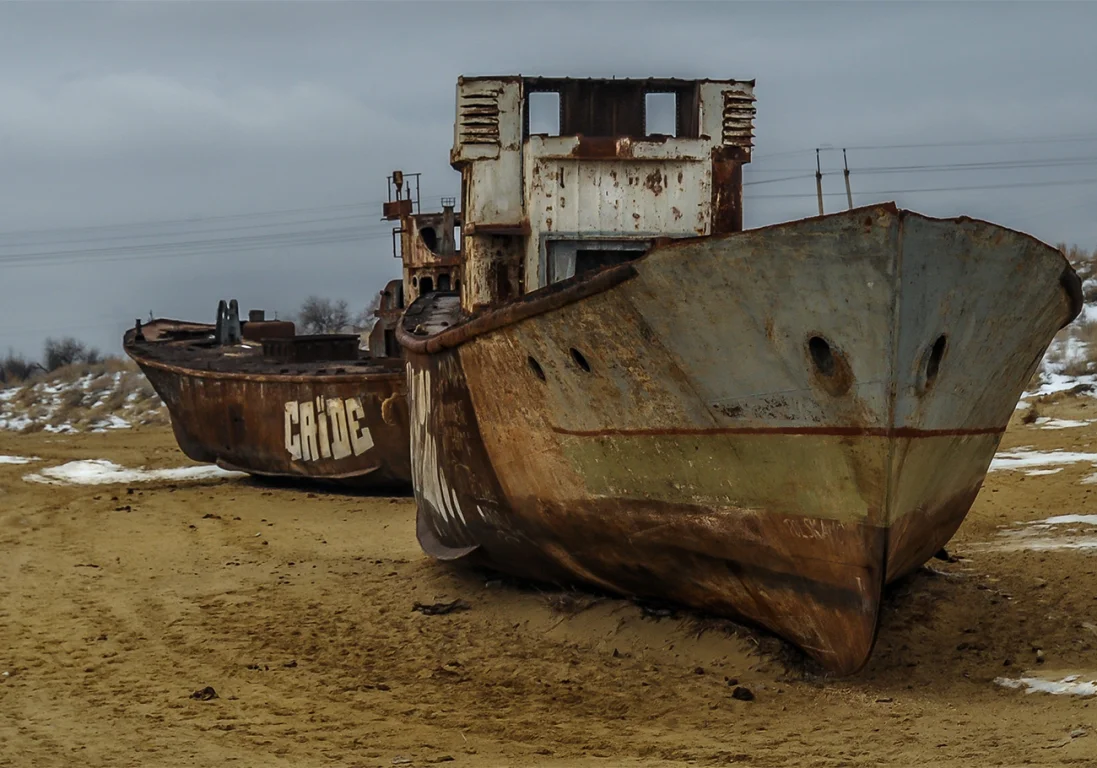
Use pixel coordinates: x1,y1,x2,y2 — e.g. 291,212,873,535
1033,417,1093,429
0,415,33,431
1037,514,1097,526
1080,301,1097,325
90,414,130,431
976,514,1097,553
988,449,1097,472
1025,468,1063,476
1083,472,1097,485
1021,372,1097,400
0,455,40,464
990,537,1097,552
995,673,1097,697
42,423,76,434
23,459,245,486
0,389,18,403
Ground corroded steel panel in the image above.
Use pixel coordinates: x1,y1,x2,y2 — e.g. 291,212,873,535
399,204,1081,675
453,76,754,302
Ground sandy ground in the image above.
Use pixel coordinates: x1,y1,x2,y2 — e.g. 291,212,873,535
2,397,1096,768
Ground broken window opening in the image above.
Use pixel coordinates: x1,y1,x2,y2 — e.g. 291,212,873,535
528,91,561,136
420,276,434,294
645,92,678,137
547,240,650,284
438,273,451,291
420,226,438,252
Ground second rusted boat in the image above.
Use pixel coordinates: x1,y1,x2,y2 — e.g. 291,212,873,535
125,306,413,490
124,174,464,492
396,75,1083,674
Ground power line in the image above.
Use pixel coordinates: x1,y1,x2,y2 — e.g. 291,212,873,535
0,223,391,262
752,132,1097,160
0,228,398,269
0,213,393,250
749,177,1097,200
0,191,453,242
842,133,1097,152
0,201,378,240
743,174,814,187
745,154,1097,176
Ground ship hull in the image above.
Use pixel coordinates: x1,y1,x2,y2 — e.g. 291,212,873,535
398,204,1082,674
125,324,412,492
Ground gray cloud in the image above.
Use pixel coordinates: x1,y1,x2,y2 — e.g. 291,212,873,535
2,1,1095,358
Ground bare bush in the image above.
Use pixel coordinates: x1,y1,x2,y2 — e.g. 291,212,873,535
1020,403,1040,424
43,336,102,372
0,350,37,384
1058,243,1097,300
352,292,383,333
293,295,381,335
295,296,352,335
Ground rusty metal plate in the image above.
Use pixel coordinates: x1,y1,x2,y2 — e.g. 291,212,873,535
125,320,411,492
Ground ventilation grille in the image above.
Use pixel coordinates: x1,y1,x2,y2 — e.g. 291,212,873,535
459,89,501,146
721,91,756,148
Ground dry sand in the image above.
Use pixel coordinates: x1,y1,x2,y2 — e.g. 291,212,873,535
2,397,1096,767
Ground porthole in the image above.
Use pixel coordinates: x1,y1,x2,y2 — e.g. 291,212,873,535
528,356,546,381
808,336,835,377
806,334,852,397
570,347,591,373
926,334,947,387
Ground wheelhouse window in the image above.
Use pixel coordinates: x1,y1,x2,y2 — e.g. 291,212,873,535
547,239,651,284
644,92,678,136
527,91,561,136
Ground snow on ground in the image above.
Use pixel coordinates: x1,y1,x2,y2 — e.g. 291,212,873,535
1016,289,1097,402
0,455,40,464
23,459,244,486
0,363,166,434
988,449,1097,473
995,674,1097,697
1033,417,1094,429
978,514,1097,553
90,414,131,432
1021,371,1097,402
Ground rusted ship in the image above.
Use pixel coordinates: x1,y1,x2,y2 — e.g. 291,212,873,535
125,175,463,491
396,75,1084,674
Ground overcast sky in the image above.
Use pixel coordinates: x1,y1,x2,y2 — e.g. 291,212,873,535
2,0,1096,359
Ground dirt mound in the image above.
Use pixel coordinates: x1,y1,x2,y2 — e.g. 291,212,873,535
0,360,167,435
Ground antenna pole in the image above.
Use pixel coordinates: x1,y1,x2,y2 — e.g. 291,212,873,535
815,149,824,216
843,149,853,211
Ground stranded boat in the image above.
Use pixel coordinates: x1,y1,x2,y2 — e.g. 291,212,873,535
396,75,1083,674
124,176,463,491
124,304,413,490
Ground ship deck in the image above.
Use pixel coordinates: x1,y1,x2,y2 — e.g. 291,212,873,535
125,320,403,378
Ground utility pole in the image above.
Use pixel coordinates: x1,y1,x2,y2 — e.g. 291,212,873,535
815,149,824,216
843,148,854,211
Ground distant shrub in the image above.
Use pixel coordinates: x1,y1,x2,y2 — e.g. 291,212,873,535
43,336,102,372
295,296,351,335
0,349,37,384
293,294,381,335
